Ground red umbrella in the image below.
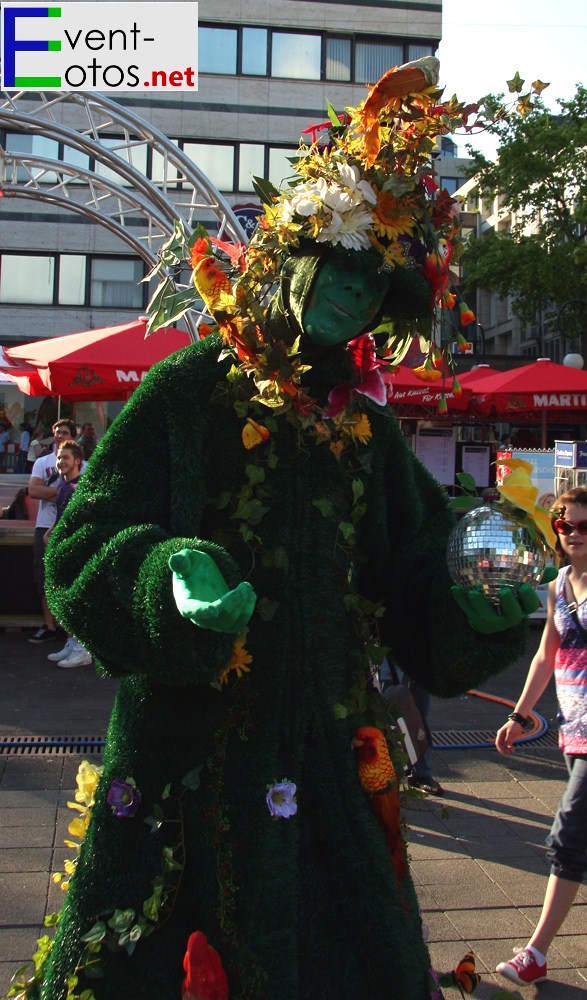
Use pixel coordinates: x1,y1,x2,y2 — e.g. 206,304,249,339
5,318,191,401
469,359,587,416
456,365,501,387
468,358,587,447
389,365,472,411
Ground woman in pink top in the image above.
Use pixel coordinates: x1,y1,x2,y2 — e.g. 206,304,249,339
495,486,587,987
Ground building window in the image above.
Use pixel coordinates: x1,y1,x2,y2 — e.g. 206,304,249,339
439,177,460,195
198,24,436,83
326,36,351,81
59,255,86,305
0,254,55,304
242,27,268,75
355,40,403,84
271,32,321,80
5,132,60,183
238,144,265,192
90,258,144,308
184,142,235,192
268,147,298,189
199,27,237,73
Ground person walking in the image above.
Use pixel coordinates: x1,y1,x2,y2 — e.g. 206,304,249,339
495,486,587,987
27,419,78,643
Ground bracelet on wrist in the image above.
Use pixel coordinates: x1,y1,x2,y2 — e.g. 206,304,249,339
507,711,530,730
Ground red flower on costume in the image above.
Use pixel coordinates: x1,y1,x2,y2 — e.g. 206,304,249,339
182,931,228,1000
324,334,393,418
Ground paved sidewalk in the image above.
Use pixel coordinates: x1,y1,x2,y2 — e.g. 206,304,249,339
1,626,586,998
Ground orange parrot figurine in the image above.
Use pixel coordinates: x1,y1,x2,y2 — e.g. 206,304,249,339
193,255,236,317
351,726,407,892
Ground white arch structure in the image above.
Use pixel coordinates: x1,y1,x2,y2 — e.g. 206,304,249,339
0,89,248,340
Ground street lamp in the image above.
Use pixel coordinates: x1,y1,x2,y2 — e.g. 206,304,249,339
556,299,586,368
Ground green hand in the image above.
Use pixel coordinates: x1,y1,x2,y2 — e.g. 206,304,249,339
169,548,256,634
539,565,558,585
451,583,539,635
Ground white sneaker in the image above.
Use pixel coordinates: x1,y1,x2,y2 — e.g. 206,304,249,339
47,638,76,662
57,645,92,669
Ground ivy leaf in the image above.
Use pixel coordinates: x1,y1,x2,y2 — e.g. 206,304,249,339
256,597,280,621
213,491,232,510
455,470,477,493
351,478,365,503
182,765,203,791
80,921,108,944
44,912,60,927
313,497,334,518
161,783,171,800
338,521,355,542
107,909,135,933
506,71,524,93
245,463,265,486
332,703,348,719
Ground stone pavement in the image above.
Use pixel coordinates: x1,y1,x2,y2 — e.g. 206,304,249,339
0,625,586,998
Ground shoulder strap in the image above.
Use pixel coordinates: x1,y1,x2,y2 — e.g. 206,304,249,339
564,573,587,640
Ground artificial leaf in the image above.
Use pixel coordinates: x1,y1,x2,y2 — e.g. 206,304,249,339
506,72,524,93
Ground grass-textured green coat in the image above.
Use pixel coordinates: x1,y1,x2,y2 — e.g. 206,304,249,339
43,335,526,999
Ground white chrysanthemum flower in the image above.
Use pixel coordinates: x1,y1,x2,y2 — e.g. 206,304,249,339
315,205,373,250
336,161,378,205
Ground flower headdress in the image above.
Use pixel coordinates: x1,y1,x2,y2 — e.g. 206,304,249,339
147,59,543,436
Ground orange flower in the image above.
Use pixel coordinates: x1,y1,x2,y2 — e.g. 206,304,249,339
437,395,448,415
459,302,476,326
412,364,442,383
218,637,253,685
242,418,270,450
190,237,212,268
452,377,462,397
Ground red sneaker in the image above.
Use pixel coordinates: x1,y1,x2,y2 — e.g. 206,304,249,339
496,948,547,985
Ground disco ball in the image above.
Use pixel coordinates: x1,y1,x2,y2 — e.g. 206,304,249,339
446,504,547,605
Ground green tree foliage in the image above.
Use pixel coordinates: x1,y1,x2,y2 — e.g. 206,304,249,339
461,84,587,327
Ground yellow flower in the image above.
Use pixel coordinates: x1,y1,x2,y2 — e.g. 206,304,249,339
219,637,253,684
497,459,558,553
74,760,103,809
372,188,417,241
350,413,372,445
68,815,90,841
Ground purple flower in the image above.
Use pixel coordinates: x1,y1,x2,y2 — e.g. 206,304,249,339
106,777,141,818
266,781,297,819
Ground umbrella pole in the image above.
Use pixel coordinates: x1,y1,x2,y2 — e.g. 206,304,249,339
57,396,61,419
540,410,547,448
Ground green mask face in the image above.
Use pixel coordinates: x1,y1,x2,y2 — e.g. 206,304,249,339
302,250,389,346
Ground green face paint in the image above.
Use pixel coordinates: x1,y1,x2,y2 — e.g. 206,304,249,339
302,250,389,346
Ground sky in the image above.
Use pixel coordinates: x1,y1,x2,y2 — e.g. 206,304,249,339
437,0,587,158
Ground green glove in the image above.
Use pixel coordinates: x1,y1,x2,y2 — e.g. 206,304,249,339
451,583,540,635
539,565,558,585
169,548,256,634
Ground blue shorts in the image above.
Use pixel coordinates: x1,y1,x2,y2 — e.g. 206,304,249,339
546,754,587,883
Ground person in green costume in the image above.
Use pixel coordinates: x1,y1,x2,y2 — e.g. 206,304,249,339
34,59,552,1000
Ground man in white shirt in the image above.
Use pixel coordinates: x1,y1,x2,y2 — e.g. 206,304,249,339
27,419,78,642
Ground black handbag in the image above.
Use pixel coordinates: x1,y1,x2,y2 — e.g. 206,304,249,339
380,662,429,767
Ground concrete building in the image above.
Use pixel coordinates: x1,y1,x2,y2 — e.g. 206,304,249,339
0,0,442,349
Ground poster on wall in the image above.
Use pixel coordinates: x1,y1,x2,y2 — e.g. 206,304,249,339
415,427,457,485
460,445,491,488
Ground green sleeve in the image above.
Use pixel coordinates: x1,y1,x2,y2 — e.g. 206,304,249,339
45,345,236,684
